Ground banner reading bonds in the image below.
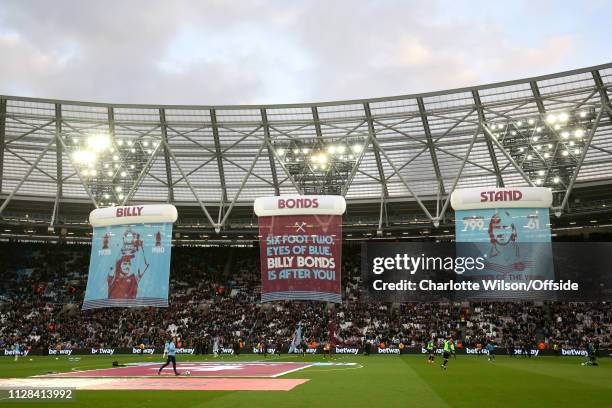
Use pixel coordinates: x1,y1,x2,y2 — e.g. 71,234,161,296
255,196,345,303
83,204,177,309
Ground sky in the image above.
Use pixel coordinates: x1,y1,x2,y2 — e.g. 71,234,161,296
0,0,610,105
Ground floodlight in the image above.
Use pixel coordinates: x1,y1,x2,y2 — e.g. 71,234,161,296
87,134,111,152
72,150,96,164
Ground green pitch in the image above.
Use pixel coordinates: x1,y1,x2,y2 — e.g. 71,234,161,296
0,354,609,407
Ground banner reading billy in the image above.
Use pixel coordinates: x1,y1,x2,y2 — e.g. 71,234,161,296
255,196,345,303
83,205,177,310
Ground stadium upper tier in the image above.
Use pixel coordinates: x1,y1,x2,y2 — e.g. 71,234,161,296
1,63,612,232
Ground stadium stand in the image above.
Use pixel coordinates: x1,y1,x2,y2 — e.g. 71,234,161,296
1,243,609,352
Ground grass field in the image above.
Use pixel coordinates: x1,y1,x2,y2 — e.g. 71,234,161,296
0,354,609,407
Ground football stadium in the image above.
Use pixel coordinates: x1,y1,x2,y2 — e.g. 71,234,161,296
1,3,612,405
0,63,611,407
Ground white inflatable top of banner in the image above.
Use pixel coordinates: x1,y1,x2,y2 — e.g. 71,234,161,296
89,204,178,227
450,187,553,210
254,195,346,216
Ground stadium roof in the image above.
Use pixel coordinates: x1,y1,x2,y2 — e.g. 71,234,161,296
1,63,612,233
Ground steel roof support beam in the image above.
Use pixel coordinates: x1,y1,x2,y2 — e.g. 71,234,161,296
369,136,434,222
364,103,388,199
417,97,445,195
341,123,373,197
218,140,267,231
52,103,62,228
121,140,164,205
264,138,303,194
472,90,504,187
377,185,386,233
529,81,562,189
558,105,604,214
56,135,99,208
311,106,324,145
437,125,480,222
592,70,612,123
529,81,547,113
4,119,55,145
211,109,228,208
171,156,216,185
158,109,174,202
261,108,280,195
0,99,6,188
49,193,60,232
482,122,535,186
161,137,217,228
0,137,55,215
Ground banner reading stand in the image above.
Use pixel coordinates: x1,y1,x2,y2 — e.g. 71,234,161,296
254,195,346,303
83,204,177,310
451,187,554,300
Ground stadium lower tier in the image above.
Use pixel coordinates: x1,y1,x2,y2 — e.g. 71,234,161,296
1,299,610,353
0,243,610,353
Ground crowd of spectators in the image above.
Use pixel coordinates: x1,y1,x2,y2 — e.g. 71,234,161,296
0,242,610,352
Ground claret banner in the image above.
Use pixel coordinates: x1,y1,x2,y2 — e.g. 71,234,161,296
254,195,346,303
83,204,178,310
